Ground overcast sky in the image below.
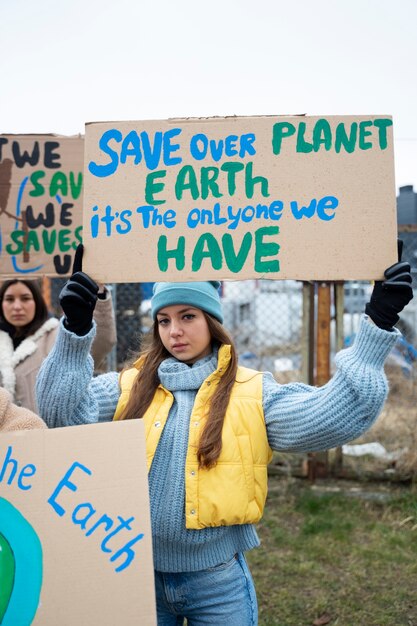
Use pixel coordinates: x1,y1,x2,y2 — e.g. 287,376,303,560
1,0,416,190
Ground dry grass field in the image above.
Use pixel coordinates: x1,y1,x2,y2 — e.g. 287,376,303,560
250,364,417,624
357,365,417,478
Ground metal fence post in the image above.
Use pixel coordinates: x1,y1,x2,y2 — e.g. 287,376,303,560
301,282,315,385
333,281,345,476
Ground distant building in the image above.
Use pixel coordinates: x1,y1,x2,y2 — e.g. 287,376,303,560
397,185,417,288
397,184,417,226
395,185,417,340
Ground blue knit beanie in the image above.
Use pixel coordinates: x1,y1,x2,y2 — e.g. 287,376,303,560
151,281,223,323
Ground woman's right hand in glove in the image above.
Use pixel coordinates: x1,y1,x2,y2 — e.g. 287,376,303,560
59,244,99,336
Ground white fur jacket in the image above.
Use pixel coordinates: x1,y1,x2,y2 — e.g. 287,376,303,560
0,318,59,413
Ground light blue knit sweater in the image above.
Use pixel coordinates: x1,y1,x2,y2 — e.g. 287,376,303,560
36,316,398,572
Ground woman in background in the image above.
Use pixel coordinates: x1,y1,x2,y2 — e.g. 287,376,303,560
0,276,116,413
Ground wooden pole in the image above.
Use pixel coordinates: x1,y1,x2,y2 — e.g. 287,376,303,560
42,276,52,311
308,282,332,480
316,282,331,386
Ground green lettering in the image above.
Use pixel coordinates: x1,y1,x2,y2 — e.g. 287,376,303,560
29,171,46,197
157,235,185,271
73,225,83,247
296,123,313,153
5,230,25,255
42,229,57,254
192,233,222,272
58,229,72,251
220,162,244,195
222,232,252,273
272,122,296,155
313,119,332,152
254,226,280,273
26,231,41,253
359,121,373,150
374,118,393,150
145,170,166,205
50,172,68,197
335,123,358,153
245,162,269,199
201,167,222,200
175,165,199,200
69,172,83,199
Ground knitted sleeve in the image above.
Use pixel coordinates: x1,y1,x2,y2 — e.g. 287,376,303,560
35,318,120,429
91,290,117,371
263,317,399,452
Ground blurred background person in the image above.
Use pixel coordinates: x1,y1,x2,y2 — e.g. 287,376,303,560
0,278,116,412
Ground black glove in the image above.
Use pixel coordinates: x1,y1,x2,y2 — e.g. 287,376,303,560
59,244,99,336
365,241,413,331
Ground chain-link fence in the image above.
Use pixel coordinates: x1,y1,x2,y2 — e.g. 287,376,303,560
46,231,416,477
49,231,417,378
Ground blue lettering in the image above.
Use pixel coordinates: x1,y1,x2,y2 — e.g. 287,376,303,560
187,208,200,228
101,515,134,552
268,200,284,220
227,205,242,230
110,532,145,573
163,128,182,166
225,135,238,156
212,202,227,225
116,209,132,234
316,196,338,221
88,129,122,177
18,464,36,491
120,131,142,165
72,503,97,529
90,206,99,238
290,198,317,220
241,205,255,223
136,205,154,228
0,446,36,490
163,209,177,228
0,446,18,485
48,462,92,517
85,513,114,537
190,134,208,160
141,131,163,170
210,139,224,162
239,133,256,157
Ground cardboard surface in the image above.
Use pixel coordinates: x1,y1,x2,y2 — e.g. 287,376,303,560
0,134,84,278
0,421,156,625
83,115,398,283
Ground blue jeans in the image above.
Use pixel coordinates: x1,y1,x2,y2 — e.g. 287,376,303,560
154,553,258,626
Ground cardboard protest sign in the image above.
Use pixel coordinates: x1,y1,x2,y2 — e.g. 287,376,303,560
0,134,84,279
0,421,156,625
82,115,397,283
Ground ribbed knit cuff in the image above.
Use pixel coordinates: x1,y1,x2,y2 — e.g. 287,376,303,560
338,315,400,369
55,316,97,364
153,525,260,573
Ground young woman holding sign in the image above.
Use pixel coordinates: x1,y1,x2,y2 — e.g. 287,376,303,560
36,244,412,626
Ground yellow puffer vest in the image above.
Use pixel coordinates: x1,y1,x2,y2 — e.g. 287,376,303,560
113,345,273,529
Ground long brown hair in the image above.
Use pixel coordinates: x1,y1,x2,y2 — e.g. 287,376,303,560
119,312,238,468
